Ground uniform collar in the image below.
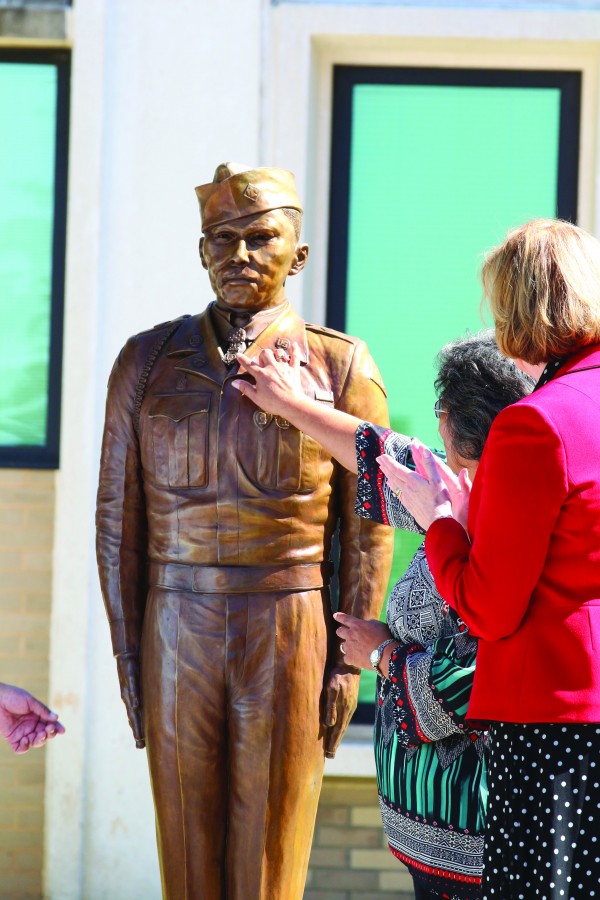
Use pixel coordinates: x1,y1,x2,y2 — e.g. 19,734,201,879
211,300,288,343
240,301,309,364
169,301,308,387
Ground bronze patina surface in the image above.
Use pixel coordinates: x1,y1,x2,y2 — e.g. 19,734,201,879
96,163,393,899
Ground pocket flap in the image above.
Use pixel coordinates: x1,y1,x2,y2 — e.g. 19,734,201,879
314,388,335,405
148,393,211,422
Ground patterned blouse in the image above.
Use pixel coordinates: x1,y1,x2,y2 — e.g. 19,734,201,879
355,423,487,899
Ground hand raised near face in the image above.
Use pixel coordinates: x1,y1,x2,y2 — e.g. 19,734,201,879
232,341,305,419
377,442,453,531
411,440,472,532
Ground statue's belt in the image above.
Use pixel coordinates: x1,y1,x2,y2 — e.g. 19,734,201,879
148,561,334,594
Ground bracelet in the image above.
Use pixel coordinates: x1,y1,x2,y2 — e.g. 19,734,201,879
370,638,397,677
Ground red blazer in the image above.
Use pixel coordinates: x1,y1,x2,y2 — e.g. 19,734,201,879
426,343,600,724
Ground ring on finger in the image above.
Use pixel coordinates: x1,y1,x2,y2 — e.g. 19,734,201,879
340,642,346,655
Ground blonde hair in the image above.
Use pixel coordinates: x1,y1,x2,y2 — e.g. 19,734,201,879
482,219,600,364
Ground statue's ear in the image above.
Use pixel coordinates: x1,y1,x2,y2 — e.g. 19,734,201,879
288,243,309,277
199,236,208,270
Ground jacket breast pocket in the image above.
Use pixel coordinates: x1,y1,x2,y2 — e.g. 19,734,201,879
252,393,333,493
147,393,211,488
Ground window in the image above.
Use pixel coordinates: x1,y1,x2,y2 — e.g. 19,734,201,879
0,49,70,468
327,65,580,714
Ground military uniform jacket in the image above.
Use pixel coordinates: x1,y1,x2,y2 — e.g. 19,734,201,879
96,302,393,659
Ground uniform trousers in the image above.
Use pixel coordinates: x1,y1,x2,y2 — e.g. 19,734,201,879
141,583,329,900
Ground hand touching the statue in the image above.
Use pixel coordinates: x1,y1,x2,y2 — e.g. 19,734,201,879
233,342,307,419
0,683,65,753
234,339,364,474
116,654,145,749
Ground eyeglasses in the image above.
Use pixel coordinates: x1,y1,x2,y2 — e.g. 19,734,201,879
434,398,445,419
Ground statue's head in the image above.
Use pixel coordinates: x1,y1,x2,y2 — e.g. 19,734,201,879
195,163,309,312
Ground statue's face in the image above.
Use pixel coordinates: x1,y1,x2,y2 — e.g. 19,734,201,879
200,209,308,312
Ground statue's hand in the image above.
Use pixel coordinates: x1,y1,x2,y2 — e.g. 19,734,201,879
321,665,360,759
116,654,145,749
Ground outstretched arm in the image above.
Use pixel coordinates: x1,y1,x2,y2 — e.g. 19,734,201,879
234,344,363,473
319,340,394,757
0,683,65,754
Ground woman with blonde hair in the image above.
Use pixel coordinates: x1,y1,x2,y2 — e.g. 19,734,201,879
383,219,600,899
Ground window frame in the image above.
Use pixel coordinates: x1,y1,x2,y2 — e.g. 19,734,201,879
326,64,581,334
0,48,70,470
326,64,581,723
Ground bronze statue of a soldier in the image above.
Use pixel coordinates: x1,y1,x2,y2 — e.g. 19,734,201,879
96,163,393,899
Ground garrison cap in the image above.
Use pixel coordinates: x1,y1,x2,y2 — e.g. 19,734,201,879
195,162,303,231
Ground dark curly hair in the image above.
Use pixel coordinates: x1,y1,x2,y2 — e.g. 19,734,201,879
435,330,534,462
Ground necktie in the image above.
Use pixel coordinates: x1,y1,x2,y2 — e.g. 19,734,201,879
220,311,251,366
221,327,247,366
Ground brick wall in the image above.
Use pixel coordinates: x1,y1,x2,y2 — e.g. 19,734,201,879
305,776,415,900
0,469,54,899
0,470,416,900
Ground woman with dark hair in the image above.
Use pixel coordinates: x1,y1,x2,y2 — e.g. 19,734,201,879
233,330,533,899
381,219,600,898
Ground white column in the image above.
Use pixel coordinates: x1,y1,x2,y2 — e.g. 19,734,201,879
46,1,263,896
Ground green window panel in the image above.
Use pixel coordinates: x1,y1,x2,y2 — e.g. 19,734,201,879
0,51,69,468
327,67,580,711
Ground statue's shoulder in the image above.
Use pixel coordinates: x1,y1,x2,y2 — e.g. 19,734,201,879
304,322,359,347
132,313,192,341
108,314,195,406
113,315,193,374
304,321,385,395
124,314,192,353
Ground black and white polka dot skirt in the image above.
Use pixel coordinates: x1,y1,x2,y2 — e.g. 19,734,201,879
483,722,600,900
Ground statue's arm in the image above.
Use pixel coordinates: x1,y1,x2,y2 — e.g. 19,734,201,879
321,341,394,758
96,338,148,748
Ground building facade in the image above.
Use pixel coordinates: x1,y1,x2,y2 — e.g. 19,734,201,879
2,1,600,897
